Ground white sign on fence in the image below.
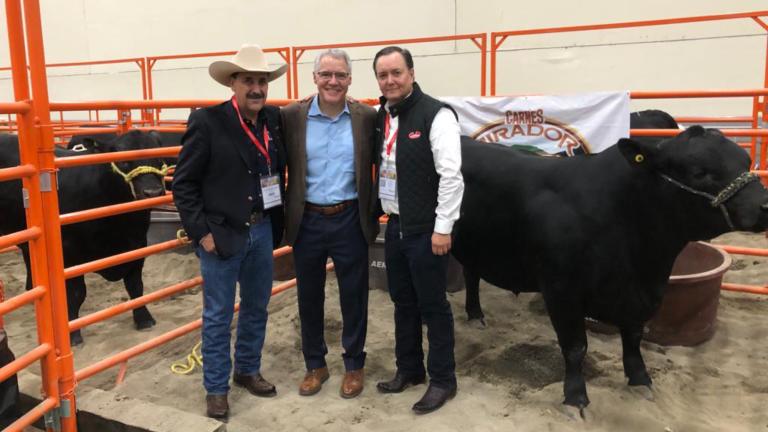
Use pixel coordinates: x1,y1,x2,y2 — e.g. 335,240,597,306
441,91,630,155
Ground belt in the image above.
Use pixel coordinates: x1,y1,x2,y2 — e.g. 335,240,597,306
305,200,355,216
387,214,399,222
249,211,264,225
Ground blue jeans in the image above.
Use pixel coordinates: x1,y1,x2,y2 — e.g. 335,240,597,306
198,218,273,395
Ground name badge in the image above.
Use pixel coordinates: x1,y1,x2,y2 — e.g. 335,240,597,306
379,165,397,201
260,174,282,209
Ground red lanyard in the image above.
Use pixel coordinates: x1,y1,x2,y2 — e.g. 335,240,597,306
231,96,271,169
384,113,398,157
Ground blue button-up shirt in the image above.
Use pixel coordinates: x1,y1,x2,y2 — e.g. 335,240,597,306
305,96,357,204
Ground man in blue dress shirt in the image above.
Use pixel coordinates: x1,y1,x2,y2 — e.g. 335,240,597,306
281,49,378,399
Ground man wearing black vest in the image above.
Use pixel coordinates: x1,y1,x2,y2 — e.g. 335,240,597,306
372,46,464,414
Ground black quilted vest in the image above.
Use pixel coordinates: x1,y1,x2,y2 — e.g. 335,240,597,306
376,83,457,235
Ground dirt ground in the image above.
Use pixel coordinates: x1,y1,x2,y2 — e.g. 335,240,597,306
1,232,768,431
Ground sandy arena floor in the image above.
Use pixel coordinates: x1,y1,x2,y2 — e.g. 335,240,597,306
1,232,767,431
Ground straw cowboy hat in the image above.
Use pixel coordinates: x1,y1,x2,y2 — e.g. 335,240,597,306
209,44,288,86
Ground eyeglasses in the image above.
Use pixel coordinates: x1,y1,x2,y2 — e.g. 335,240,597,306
315,71,350,81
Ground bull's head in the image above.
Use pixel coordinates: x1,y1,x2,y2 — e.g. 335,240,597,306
618,125,768,235
86,130,168,200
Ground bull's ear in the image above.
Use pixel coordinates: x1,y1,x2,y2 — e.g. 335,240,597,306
617,137,658,168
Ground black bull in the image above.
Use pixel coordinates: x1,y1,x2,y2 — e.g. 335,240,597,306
451,126,768,412
463,109,682,325
0,131,167,345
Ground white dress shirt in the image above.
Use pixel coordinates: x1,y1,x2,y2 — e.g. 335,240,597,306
380,105,464,234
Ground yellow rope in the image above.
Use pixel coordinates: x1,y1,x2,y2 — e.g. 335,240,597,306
111,162,174,183
170,341,203,375
110,162,174,199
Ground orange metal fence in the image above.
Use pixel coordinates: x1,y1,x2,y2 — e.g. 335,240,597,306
1,1,72,431
631,88,768,169
291,33,487,98
0,92,298,431
0,56,147,130
489,10,768,96
489,10,768,177
145,47,293,103
3,5,768,431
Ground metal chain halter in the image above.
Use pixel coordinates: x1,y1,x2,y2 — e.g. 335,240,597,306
659,171,760,230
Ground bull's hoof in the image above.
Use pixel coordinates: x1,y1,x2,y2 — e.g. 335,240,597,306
629,384,655,401
627,372,652,387
467,317,487,329
135,317,156,331
70,331,84,347
558,403,589,421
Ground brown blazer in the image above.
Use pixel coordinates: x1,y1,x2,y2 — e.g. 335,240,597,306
280,99,379,245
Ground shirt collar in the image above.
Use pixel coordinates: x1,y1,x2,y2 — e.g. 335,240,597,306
309,95,349,119
383,86,418,118
239,105,266,126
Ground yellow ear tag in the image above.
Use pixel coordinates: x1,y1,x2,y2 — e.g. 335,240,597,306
634,154,645,163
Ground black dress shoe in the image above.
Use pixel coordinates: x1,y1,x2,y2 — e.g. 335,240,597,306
206,394,229,421
376,371,426,394
412,384,457,415
233,372,277,397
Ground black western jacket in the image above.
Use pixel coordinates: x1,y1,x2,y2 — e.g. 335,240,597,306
172,101,286,258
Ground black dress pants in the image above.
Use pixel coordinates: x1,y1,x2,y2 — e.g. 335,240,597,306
384,217,456,388
293,204,369,371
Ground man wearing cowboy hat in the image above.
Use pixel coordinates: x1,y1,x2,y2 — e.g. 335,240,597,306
173,44,287,421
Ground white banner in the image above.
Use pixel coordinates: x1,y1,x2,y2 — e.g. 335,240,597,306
441,91,630,155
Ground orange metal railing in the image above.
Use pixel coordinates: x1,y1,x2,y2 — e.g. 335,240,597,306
1,55,147,133
489,10,768,180
0,57,146,99
72,248,318,386
490,10,768,96
145,47,293,103
2,6,768,431
1,1,70,430
291,33,487,98
3,34,490,126
631,88,768,170
15,97,306,405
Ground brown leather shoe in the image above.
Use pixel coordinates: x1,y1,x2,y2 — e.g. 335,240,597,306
206,394,229,421
340,368,364,399
233,372,277,397
299,367,329,396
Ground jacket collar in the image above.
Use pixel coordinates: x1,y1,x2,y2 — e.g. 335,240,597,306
226,99,266,127
379,82,423,118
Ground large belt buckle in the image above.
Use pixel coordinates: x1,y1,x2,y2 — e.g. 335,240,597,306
249,211,263,225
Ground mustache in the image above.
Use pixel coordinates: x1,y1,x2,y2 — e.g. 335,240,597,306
246,93,265,100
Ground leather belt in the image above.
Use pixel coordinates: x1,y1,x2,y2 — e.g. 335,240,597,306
305,200,355,216
387,214,399,222
249,211,264,225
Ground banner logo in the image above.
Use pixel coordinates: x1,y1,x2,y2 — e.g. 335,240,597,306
471,110,591,156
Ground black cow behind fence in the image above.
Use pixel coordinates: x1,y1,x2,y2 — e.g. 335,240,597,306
0,130,168,345
452,121,768,415
69,130,182,166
